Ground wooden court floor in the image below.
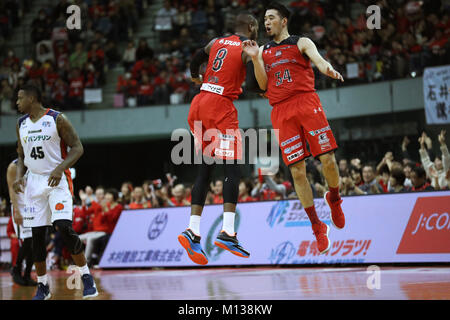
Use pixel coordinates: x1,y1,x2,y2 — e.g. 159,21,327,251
1,266,450,300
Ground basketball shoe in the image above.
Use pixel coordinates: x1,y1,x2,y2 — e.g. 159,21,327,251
178,229,208,265
82,274,98,299
324,191,345,229
312,222,331,254
32,283,51,300
214,231,250,258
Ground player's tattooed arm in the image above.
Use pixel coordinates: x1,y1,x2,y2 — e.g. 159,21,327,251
13,123,26,193
298,37,344,82
48,113,84,187
190,38,216,84
242,40,267,91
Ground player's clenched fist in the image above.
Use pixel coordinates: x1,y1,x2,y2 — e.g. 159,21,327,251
242,40,259,59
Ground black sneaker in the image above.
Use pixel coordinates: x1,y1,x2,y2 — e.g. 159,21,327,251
214,230,250,258
177,229,208,265
12,269,27,286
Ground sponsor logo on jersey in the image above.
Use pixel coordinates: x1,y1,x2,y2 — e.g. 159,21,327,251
281,135,300,147
42,121,52,127
284,142,302,154
308,125,330,137
28,129,42,134
22,135,52,144
55,203,65,211
218,133,235,141
215,148,234,158
201,83,224,95
287,149,304,161
318,133,330,144
276,50,282,57
219,39,241,46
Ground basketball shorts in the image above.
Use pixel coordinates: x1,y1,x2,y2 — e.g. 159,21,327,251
271,92,338,166
188,91,242,161
25,171,74,227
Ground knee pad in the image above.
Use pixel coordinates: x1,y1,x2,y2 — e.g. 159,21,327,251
223,163,241,204
53,220,83,255
32,226,48,262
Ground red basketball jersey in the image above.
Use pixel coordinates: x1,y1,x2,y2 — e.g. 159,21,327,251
262,35,316,106
201,34,247,101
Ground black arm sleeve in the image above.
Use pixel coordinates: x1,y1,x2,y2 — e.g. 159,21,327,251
245,61,265,94
190,49,209,78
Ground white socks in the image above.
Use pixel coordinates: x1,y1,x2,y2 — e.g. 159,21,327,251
79,264,90,276
222,212,235,235
189,212,235,236
189,215,201,236
37,274,48,285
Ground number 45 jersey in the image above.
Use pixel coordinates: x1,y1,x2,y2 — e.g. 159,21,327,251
201,34,248,101
262,35,316,106
18,109,68,175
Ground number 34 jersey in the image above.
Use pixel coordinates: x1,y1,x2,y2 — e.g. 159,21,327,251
18,109,68,175
262,35,316,106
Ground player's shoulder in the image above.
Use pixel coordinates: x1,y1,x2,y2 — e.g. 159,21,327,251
45,108,62,121
263,35,301,50
17,114,29,128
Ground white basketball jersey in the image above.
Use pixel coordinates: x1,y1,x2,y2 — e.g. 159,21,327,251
18,109,68,175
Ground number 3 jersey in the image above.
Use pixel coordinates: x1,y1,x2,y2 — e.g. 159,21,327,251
201,34,248,101
18,109,68,175
262,35,316,106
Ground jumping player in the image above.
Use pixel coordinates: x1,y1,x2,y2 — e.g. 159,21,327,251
178,13,260,265
7,155,36,286
243,2,345,254
13,84,98,299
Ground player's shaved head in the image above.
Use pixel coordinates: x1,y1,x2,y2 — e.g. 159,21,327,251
234,12,258,40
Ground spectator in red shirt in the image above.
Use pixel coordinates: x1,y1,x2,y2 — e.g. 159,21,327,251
90,188,124,266
137,74,154,106
238,179,256,202
51,78,68,109
66,68,85,110
170,184,190,206
212,179,224,204
410,166,435,192
129,186,152,209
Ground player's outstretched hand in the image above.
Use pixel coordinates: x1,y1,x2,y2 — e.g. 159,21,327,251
191,75,203,85
13,177,25,193
438,129,446,146
326,66,344,82
48,166,64,187
242,40,259,59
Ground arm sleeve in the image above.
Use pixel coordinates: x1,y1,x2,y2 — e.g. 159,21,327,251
264,176,287,197
190,49,209,78
245,62,265,93
419,148,434,178
441,144,450,173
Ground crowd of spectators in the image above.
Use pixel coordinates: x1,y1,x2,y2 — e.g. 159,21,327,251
0,0,146,114
115,0,449,108
1,129,449,271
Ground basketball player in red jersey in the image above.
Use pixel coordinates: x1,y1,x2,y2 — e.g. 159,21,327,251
243,2,345,254
178,13,260,265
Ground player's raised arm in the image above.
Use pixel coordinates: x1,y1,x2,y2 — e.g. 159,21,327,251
48,114,84,187
298,37,344,82
189,38,216,85
13,124,26,193
242,40,267,91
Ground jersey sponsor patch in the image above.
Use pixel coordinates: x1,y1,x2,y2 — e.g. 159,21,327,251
55,203,65,211
281,134,300,147
218,39,241,46
284,142,302,154
287,149,304,161
201,83,224,95
309,125,330,137
215,148,234,157
318,133,330,144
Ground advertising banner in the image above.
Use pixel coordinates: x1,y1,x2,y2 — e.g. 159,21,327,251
423,65,450,124
99,191,450,268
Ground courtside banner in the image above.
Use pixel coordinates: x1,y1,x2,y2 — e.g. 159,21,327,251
99,191,450,268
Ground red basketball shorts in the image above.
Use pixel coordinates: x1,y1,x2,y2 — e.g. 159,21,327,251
271,92,338,166
188,91,242,161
